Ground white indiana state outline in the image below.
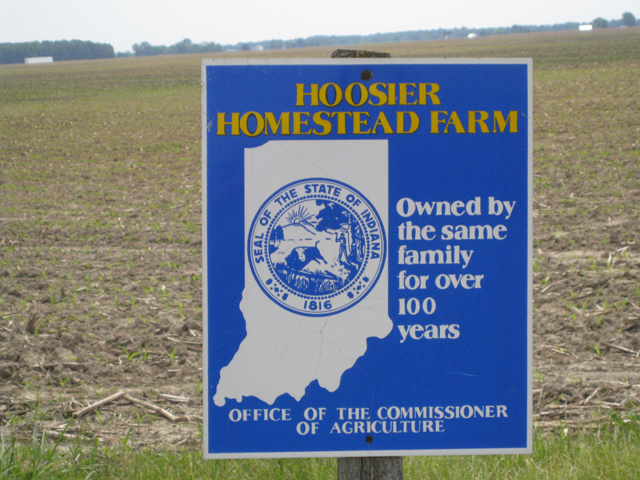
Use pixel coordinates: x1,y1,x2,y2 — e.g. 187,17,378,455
213,140,391,406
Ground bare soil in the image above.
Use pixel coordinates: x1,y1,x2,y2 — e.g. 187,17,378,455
1,27,640,449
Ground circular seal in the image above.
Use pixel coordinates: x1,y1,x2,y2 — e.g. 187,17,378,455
248,178,386,316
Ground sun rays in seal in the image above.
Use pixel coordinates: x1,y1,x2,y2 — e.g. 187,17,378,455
285,205,315,227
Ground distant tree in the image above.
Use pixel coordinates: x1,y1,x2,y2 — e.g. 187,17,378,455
132,41,166,56
132,38,221,56
132,42,149,56
622,12,636,26
171,38,193,54
265,39,284,49
202,42,222,53
592,17,609,28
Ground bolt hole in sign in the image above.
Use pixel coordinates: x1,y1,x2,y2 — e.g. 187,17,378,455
202,58,532,459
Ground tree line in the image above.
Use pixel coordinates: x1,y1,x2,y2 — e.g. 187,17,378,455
592,12,636,29
129,24,585,56
127,38,222,57
249,23,581,51
0,40,114,65
129,13,636,57
1,12,634,64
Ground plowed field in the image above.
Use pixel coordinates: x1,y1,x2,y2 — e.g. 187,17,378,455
1,27,640,448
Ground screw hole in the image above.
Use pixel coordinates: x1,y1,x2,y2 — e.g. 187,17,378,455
361,70,373,81
366,435,373,444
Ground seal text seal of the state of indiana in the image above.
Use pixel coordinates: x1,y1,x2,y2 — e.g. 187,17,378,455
248,178,386,316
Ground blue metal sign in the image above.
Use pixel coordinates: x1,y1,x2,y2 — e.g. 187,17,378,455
202,59,532,458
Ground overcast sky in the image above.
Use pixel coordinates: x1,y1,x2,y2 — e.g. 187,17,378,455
1,0,637,53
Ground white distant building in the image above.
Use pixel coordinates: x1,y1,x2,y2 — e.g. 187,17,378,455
25,56,53,64
579,25,593,31
253,44,264,51
467,33,478,39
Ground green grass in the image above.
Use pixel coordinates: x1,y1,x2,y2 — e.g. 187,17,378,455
3,422,640,479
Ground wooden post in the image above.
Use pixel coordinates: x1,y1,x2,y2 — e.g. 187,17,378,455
338,457,403,480
330,48,401,480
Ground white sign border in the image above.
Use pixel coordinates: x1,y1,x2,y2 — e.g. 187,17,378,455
202,57,533,459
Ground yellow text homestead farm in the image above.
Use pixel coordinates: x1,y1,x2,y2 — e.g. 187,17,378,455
215,82,519,137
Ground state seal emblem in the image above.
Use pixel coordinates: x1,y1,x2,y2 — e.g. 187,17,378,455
248,178,386,316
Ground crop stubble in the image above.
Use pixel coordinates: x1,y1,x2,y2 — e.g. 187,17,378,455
1,27,640,448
